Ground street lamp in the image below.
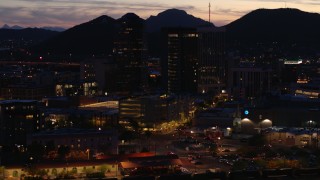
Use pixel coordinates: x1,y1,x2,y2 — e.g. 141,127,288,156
112,161,118,177
116,161,118,177
86,149,90,160
307,120,314,147
226,127,232,137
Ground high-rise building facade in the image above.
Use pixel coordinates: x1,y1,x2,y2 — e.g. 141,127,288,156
80,58,118,94
119,95,180,128
229,67,272,99
166,28,198,94
0,100,43,147
113,13,146,94
197,27,226,94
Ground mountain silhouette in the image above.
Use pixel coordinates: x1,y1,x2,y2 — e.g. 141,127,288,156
32,15,117,59
145,9,213,32
1,24,23,30
225,8,320,48
40,26,66,32
1,24,10,29
33,9,211,59
28,8,320,59
1,24,65,32
119,13,144,22
146,9,213,57
0,28,59,41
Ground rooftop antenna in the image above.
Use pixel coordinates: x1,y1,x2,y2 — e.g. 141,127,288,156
284,1,287,8
209,2,211,22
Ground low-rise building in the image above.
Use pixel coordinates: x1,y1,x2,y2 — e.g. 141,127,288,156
119,95,182,128
264,127,320,147
27,128,118,154
194,108,235,128
1,84,54,100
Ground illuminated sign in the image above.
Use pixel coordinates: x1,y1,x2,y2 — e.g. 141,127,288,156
244,110,249,115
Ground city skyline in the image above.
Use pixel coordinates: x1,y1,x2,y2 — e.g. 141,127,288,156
1,0,319,28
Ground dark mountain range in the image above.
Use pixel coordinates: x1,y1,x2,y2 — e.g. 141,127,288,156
145,9,213,32
40,26,66,32
27,8,320,59
225,8,320,48
0,28,59,41
0,28,59,60
145,9,213,57
119,13,144,24
1,24,10,29
33,15,117,59
32,9,210,59
1,24,65,32
1,24,24,30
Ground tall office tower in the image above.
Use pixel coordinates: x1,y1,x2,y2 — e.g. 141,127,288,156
229,66,272,99
0,100,43,147
80,58,118,95
113,13,146,94
166,28,198,94
197,27,226,94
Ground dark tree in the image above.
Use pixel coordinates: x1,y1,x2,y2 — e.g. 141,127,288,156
128,118,140,133
27,141,45,161
45,140,55,152
119,130,135,143
248,134,267,147
57,145,70,160
144,130,152,139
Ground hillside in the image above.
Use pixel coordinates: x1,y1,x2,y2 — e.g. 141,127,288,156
225,8,320,47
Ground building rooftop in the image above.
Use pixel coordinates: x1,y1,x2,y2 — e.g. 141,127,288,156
266,127,319,135
30,128,116,137
0,99,37,104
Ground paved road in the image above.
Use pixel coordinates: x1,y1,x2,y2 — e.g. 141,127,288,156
139,132,234,172
180,156,232,173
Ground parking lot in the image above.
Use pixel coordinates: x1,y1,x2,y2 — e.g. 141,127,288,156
146,130,243,173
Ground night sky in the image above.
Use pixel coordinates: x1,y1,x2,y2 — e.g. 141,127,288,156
1,0,319,28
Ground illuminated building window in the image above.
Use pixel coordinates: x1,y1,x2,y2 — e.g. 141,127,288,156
26,115,33,119
168,34,178,37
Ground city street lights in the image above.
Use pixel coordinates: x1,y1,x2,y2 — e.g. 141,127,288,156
307,120,314,128
112,161,118,178
307,120,314,147
29,156,33,162
116,161,118,177
86,149,90,160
